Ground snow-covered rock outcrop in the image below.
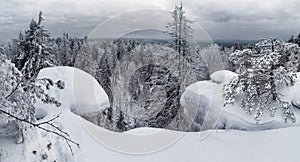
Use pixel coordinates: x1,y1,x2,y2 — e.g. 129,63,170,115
210,70,237,84
181,70,300,131
292,96,300,108
36,67,110,118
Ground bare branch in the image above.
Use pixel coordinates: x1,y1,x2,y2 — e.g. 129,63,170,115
0,109,79,154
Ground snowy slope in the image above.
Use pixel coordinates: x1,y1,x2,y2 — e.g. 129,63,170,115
1,67,300,162
2,113,300,162
72,119,300,162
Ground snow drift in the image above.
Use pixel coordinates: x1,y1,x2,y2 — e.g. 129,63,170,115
210,70,237,84
181,70,300,131
35,66,110,118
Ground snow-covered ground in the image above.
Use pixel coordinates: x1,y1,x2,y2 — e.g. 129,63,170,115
2,112,300,162
182,70,300,131
1,67,300,162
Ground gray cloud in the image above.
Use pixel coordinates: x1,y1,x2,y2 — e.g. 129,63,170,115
0,0,300,44
183,0,300,39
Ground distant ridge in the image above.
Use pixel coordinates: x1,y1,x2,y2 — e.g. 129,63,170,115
88,30,261,48
214,39,259,47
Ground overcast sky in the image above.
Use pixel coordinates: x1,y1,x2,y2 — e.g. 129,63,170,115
1,0,300,44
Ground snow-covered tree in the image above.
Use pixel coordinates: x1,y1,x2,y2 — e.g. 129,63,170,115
51,33,84,66
166,2,193,79
116,111,127,131
0,54,61,140
74,43,97,77
6,32,24,62
14,11,57,79
0,54,79,153
0,46,4,56
195,44,224,74
224,38,300,122
219,46,235,71
288,33,300,48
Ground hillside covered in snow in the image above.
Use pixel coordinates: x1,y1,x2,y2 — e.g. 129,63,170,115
1,67,300,162
1,1,300,161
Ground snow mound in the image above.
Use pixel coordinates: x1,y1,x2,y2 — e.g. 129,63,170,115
290,73,300,108
125,127,162,135
210,70,237,84
36,66,110,115
292,97,300,108
183,81,214,97
181,71,300,131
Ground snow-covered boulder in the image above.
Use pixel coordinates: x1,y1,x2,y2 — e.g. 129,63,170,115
292,97,300,108
181,77,300,131
291,89,300,109
210,70,237,84
290,72,300,108
36,67,110,116
181,89,209,131
291,81,300,109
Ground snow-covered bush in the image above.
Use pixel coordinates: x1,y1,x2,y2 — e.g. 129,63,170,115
224,38,300,122
0,55,62,143
0,55,32,141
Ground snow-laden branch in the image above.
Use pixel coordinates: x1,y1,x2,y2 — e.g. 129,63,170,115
0,109,79,155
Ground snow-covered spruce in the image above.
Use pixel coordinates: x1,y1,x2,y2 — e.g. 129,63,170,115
74,43,97,78
224,38,300,122
166,2,193,64
13,12,57,79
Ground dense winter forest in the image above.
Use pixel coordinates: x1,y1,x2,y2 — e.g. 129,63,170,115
1,1,300,162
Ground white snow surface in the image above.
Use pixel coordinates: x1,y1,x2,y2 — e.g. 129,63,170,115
1,68,300,162
182,70,300,130
36,66,110,115
292,96,300,108
291,74,300,108
210,70,237,84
